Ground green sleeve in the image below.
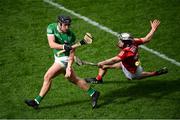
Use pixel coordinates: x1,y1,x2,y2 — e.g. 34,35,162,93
47,24,54,34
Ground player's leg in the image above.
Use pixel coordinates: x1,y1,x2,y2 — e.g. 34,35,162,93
137,67,168,79
85,62,121,84
121,64,168,80
96,62,122,81
85,67,106,84
84,67,106,84
137,71,157,79
25,62,65,109
67,69,100,108
67,68,90,90
39,62,65,97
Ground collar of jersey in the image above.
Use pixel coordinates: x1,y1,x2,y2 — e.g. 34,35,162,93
57,25,62,33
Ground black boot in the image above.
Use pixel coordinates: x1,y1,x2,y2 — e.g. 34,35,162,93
91,91,100,109
25,99,39,109
156,67,168,75
85,78,103,84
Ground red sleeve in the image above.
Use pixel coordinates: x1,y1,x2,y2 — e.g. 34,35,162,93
134,38,144,45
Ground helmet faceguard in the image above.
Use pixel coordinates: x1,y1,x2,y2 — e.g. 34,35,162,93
118,33,133,41
118,33,133,45
57,15,71,25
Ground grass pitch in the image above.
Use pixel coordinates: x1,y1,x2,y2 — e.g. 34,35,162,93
0,0,180,119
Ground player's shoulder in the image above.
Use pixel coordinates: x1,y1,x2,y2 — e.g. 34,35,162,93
47,23,57,34
47,23,57,28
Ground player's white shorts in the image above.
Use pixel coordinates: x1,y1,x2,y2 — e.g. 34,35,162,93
54,55,68,68
120,62,143,80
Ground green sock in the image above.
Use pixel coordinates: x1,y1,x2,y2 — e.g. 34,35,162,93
34,95,42,104
87,87,96,97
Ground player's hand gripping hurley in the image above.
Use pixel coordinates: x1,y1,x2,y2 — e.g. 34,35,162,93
56,33,93,56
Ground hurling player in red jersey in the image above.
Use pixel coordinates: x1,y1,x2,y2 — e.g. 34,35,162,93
85,19,168,84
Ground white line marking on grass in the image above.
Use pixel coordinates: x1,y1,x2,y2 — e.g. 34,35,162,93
44,0,180,67
140,46,180,66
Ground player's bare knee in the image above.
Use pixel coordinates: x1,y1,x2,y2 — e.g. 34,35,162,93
44,73,52,81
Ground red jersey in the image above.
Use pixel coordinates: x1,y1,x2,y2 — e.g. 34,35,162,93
117,39,144,73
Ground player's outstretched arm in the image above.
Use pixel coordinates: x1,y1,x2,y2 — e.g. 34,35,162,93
98,56,121,67
141,19,160,43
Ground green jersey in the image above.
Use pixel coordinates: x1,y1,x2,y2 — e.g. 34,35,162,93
47,23,76,57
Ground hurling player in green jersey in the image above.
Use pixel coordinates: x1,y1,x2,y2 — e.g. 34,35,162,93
25,15,100,109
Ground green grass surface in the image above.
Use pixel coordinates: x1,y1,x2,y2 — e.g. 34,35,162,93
0,0,180,119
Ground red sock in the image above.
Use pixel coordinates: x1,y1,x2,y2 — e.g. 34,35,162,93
96,75,102,81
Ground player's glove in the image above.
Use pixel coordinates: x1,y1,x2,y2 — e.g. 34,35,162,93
63,44,72,52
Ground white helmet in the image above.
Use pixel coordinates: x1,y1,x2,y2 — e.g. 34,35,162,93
118,33,133,41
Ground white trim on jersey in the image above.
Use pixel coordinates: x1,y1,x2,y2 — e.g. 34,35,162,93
57,25,61,33
47,34,54,36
